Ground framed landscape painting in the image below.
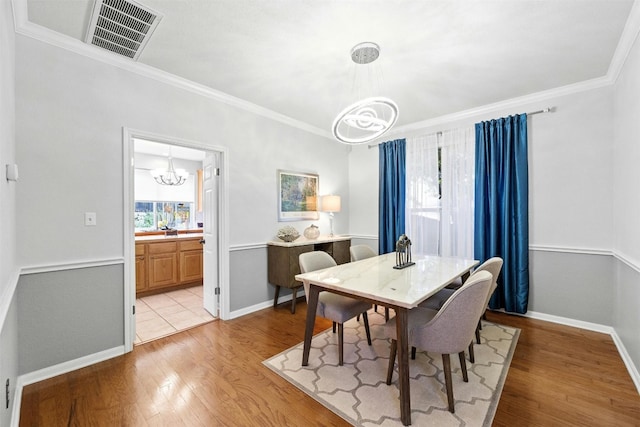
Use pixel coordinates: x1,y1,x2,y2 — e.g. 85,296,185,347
278,170,319,221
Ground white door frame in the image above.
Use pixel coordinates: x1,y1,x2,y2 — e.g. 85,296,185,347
122,127,230,352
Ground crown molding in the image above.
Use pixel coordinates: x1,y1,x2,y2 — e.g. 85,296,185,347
388,76,612,137
11,0,640,141
608,0,640,83
11,0,332,140
379,0,640,138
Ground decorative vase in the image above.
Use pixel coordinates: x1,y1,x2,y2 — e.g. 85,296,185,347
303,224,320,240
277,226,300,242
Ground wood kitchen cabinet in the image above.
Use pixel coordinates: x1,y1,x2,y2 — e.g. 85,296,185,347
135,235,203,297
135,243,147,292
148,241,179,289
179,239,204,283
267,236,351,314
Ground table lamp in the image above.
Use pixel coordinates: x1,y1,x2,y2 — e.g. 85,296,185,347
321,195,341,237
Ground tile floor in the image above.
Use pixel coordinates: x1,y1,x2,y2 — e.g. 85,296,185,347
135,285,216,344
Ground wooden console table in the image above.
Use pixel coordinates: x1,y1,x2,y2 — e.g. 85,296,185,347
267,235,351,313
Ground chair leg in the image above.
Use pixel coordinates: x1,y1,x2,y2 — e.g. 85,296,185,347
386,339,397,385
475,321,481,344
468,341,475,363
458,352,468,382
442,354,455,413
362,312,372,345
338,323,344,366
411,346,416,360
385,307,390,321
332,322,336,334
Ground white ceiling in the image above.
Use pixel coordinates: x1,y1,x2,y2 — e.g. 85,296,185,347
24,0,637,140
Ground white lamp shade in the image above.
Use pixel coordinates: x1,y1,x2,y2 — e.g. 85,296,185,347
321,195,341,213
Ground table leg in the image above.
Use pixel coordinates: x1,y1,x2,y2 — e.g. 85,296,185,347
461,270,471,283
395,307,411,425
302,283,319,366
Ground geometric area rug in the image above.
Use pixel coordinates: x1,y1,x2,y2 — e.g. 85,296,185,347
263,311,520,426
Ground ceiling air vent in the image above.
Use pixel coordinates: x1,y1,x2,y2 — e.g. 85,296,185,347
85,0,162,60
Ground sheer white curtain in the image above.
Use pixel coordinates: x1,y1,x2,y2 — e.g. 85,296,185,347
440,127,475,259
405,134,440,256
405,127,474,258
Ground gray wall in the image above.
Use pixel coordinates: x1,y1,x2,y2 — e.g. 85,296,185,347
229,247,269,312
17,265,124,374
348,86,616,325
13,32,350,375
528,250,613,325
348,60,640,379
613,260,640,371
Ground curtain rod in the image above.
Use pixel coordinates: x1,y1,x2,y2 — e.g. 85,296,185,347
527,107,552,116
367,106,554,148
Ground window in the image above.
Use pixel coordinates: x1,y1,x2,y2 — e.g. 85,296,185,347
134,201,194,231
405,127,475,259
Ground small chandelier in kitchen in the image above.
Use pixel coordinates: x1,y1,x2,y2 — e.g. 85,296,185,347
150,152,188,186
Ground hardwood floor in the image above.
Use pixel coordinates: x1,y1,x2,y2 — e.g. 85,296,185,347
19,304,640,426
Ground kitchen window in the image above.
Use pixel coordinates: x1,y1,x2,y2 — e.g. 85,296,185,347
134,201,194,231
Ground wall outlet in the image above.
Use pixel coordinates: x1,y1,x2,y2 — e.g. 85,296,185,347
85,212,97,226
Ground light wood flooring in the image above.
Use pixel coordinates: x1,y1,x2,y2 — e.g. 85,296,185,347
19,303,640,426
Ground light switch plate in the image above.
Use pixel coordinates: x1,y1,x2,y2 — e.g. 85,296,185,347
85,212,97,226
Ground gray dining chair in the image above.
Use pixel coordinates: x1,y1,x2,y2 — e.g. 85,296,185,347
349,244,377,261
299,251,372,366
349,245,390,321
417,257,503,362
383,270,493,413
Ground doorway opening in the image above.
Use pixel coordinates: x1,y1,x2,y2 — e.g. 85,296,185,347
134,139,212,344
123,128,229,352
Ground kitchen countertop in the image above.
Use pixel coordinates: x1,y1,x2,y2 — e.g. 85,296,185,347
135,233,203,242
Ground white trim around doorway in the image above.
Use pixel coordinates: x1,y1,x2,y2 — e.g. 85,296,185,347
122,127,230,353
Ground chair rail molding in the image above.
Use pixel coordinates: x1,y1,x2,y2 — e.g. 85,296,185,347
528,244,612,256
613,250,640,274
19,258,125,275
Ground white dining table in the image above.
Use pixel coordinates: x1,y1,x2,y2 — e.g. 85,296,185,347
295,252,479,426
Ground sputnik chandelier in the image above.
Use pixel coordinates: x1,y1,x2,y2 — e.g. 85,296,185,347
332,42,399,145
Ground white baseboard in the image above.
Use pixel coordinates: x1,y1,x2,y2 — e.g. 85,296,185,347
611,330,640,394
11,346,125,427
228,292,299,320
523,310,614,334
521,310,639,394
